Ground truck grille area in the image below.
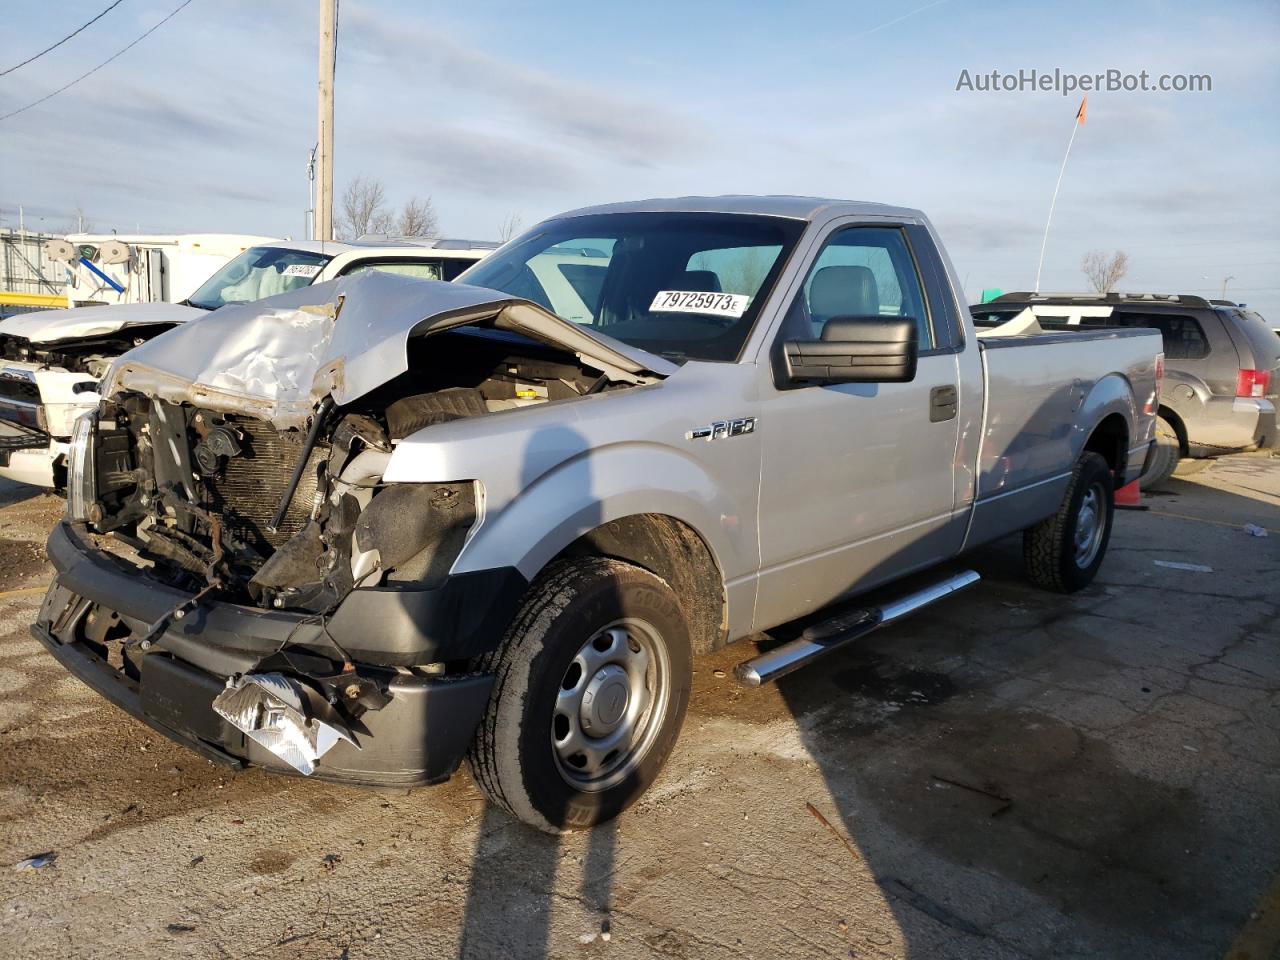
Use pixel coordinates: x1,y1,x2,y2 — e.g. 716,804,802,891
203,417,328,554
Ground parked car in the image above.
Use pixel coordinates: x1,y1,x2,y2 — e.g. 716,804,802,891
973,293,1279,487
33,196,1161,831
0,238,497,489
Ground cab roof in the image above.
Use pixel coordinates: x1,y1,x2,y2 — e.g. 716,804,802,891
553,195,924,222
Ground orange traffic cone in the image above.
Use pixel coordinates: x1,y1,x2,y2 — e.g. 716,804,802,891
1115,478,1141,507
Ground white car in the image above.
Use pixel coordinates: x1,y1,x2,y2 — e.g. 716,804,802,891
0,238,496,488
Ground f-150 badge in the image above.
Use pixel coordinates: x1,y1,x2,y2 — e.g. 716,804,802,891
687,417,756,441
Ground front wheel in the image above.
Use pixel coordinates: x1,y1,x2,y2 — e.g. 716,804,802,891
1023,451,1115,593
467,557,692,832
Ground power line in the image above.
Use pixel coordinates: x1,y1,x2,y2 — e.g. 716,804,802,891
0,0,196,123
0,0,127,77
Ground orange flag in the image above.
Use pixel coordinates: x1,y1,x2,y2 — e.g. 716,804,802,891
1076,95,1088,125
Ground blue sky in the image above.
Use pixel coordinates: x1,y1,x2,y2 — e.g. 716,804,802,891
2,0,1278,315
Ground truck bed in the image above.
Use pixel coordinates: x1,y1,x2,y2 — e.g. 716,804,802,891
964,326,1162,547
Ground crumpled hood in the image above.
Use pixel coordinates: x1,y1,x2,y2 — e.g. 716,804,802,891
105,270,675,429
0,301,203,344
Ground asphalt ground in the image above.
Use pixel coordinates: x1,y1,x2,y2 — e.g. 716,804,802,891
0,454,1276,959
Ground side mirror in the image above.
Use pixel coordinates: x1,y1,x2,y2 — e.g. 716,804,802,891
782,316,918,385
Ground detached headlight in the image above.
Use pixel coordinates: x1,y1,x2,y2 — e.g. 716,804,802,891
65,410,98,523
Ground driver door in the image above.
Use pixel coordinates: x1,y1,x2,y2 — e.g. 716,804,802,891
753,223,964,629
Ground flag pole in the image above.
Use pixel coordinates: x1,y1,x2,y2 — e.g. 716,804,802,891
1034,96,1087,293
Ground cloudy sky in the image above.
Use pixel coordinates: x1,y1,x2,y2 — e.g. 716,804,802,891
2,0,1278,315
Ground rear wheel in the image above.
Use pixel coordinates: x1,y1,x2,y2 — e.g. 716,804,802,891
468,557,691,832
1024,451,1115,593
1138,415,1180,490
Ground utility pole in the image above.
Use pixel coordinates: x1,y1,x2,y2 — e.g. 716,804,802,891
315,0,337,242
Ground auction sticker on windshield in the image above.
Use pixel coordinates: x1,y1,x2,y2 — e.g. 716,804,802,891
283,263,323,278
650,290,750,318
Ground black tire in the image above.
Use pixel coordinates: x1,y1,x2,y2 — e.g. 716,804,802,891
1138,415,1180,490
1024,451,1115,593
468,557,692,832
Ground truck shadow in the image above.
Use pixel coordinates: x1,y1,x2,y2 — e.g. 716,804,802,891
765,476,1279,958
452,409,1274,957
456,806,617,958
455,422,618,959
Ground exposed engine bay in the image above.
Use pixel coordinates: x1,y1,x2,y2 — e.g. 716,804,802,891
0,325,177,379
84,328,621,614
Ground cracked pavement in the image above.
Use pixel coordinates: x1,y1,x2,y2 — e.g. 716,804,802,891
0,454,1276,959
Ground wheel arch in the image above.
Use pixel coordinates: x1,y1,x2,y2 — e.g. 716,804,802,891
1082,411,1129,476
551,513,727,655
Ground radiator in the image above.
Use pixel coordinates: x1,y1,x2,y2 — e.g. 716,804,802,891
204,416,327,553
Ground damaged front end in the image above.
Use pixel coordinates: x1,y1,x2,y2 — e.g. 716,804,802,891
70,390,474,612
34,271,668,784
41,382,498,783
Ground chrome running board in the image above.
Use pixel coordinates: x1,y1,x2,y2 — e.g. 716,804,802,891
734,570,981,686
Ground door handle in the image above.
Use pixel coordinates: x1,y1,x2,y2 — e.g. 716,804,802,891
929,385,957,422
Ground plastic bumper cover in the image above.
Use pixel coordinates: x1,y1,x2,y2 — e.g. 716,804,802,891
0,422,60,488
44,522,526,667
30,522,523,786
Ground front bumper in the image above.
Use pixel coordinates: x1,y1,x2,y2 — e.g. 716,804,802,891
31,522,525,786
0,422,62,489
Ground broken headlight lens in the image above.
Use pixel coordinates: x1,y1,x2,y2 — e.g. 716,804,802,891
212,673,357,776
65,410,98,523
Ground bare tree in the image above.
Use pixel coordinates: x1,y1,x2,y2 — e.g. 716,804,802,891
397,196,438,238
498,212,524,243
71,204,94,234
1081,249,1130,294
337,176,394,239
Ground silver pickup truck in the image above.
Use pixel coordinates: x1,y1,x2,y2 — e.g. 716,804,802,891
32,196,1162,831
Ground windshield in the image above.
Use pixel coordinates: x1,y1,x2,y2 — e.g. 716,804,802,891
458,212,804,362
187,247,333,310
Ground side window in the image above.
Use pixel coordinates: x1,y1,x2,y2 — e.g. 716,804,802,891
786,227,931,349
1111,312,1209,360
342,260,443,280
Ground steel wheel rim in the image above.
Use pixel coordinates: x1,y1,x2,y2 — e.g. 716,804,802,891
1074,482,1106,568
551,617,670,793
